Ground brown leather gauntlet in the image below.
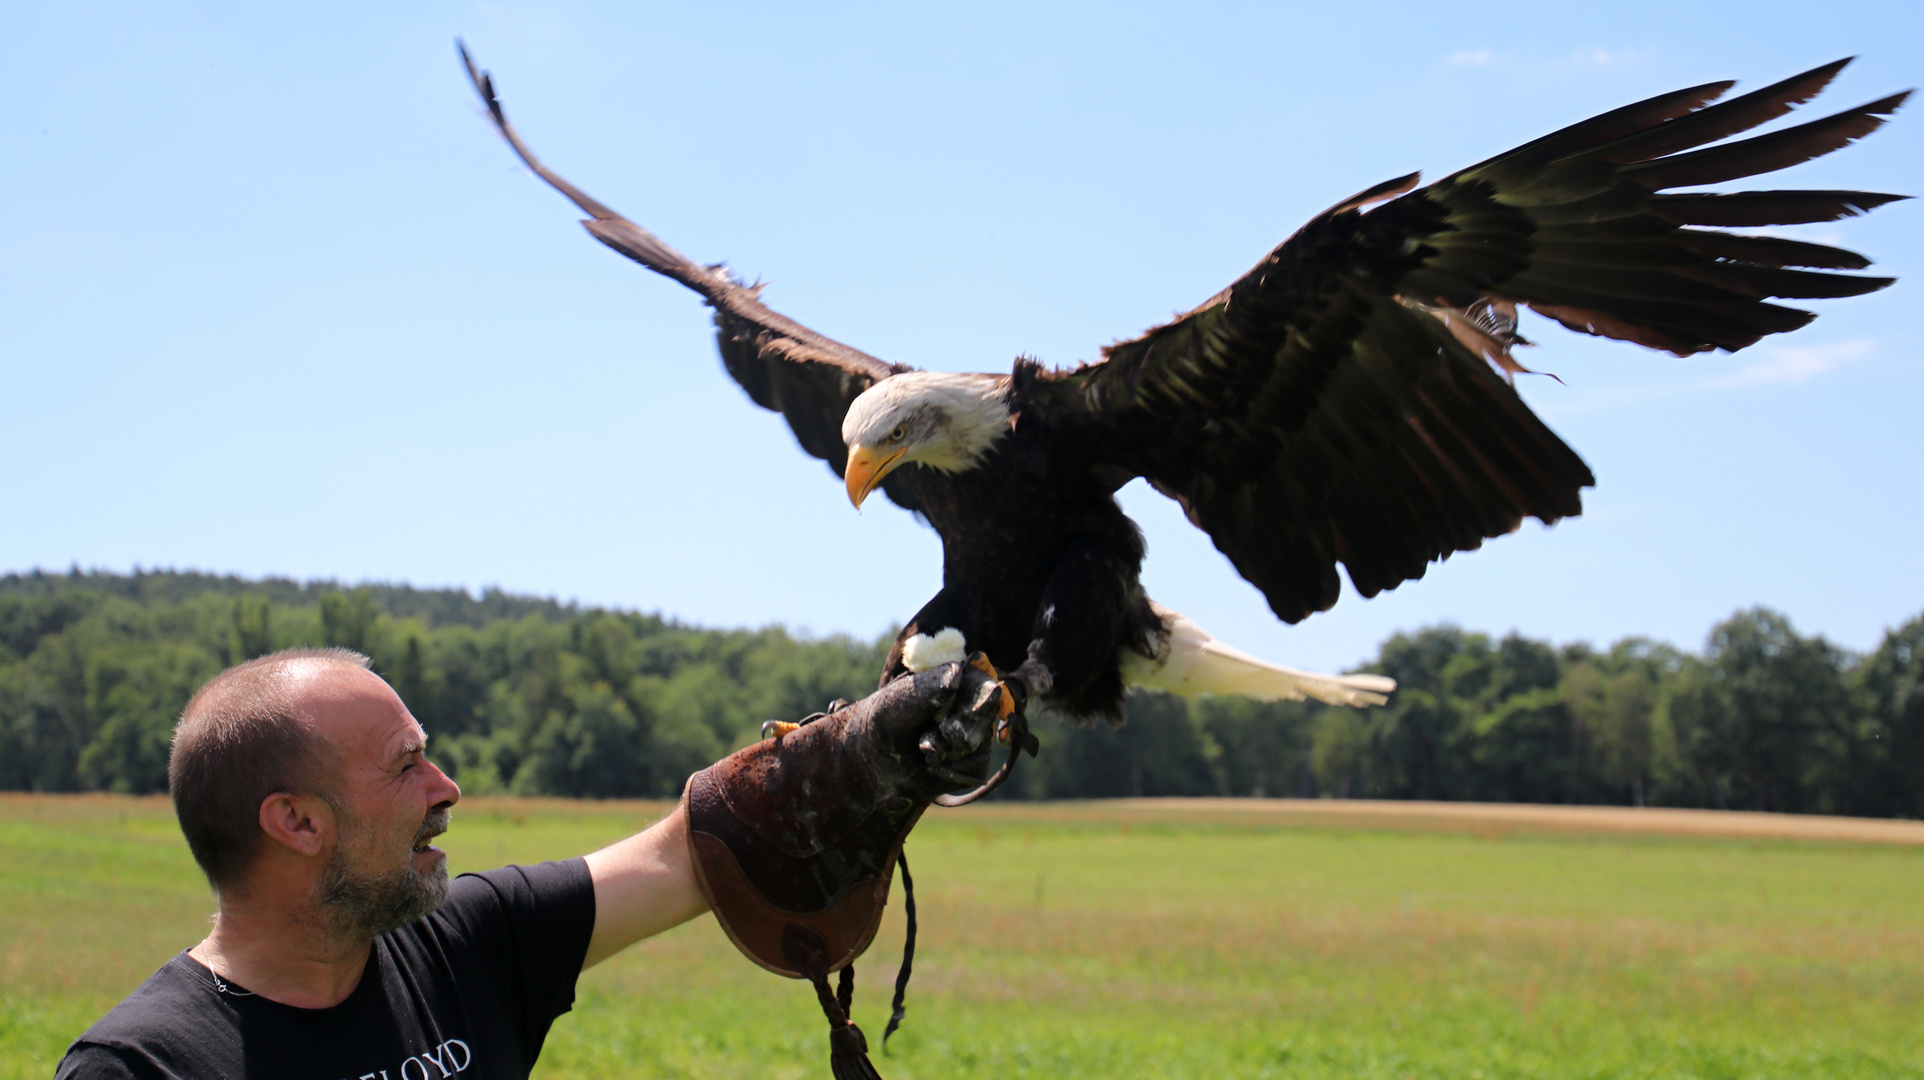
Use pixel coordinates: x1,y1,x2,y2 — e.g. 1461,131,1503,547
682,660,1003,980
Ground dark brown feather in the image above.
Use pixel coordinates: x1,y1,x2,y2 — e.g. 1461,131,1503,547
1650,189,1908,225
1619,92,1909,190
1672,229,1873,270
1668,263,1893,299
1462,80,1735,179
1557,58,1852,166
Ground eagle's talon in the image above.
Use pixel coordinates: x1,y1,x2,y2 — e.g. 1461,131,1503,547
960,652,1020,721
762,720,801,741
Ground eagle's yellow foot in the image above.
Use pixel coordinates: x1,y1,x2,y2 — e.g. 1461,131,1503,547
964,653,1019,725
761,720,801,741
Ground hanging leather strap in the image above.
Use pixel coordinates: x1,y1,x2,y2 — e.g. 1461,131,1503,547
809,966,882,1080
882,851,916,1052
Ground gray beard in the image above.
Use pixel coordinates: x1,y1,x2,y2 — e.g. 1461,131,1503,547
317,807,451,941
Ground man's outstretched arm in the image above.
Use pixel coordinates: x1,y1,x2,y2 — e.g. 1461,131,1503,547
580,803,709,969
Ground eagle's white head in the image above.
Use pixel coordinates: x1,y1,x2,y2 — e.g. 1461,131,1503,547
840,372,1013,507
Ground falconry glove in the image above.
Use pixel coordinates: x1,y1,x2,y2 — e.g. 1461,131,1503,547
682,658,1007,1080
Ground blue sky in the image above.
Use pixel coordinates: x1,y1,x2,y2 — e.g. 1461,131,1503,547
3,1,1919,673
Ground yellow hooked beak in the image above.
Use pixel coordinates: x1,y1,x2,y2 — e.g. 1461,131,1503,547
844,443,908,508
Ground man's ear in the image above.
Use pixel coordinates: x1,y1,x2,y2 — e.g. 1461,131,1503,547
258,791,334,859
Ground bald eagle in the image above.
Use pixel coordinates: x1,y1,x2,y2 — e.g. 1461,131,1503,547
464,49,1904,724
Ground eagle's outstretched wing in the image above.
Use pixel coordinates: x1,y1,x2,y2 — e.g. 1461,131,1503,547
1033,59,1906,623
461,44,921,507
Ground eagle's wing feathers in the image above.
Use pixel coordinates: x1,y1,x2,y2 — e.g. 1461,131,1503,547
462,45,922,509
1036,59,1905,623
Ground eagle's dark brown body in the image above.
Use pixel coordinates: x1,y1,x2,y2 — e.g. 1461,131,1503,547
880,428,1161,722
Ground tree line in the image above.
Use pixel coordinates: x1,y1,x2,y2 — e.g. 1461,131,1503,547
1,569,1918,816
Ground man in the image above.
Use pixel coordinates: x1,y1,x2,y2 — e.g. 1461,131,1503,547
56,645,997,1080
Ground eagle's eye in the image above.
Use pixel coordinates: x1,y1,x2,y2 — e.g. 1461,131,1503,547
887,424,908,443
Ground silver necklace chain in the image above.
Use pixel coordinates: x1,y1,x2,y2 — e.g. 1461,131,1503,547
208,970,256,997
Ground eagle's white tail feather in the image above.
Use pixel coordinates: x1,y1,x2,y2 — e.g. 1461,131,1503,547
1120,603,1394,708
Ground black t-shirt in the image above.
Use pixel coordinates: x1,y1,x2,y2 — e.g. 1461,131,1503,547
55,859,597,1080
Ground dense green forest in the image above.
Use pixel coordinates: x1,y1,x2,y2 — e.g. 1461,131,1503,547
1,569,1919,816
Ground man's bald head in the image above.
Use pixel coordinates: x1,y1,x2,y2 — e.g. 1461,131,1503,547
169,647,369,891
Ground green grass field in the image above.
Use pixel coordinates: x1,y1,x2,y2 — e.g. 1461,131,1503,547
4,795,1921,1079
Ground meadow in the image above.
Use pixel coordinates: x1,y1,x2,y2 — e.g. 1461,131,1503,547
4,795,1921,1080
